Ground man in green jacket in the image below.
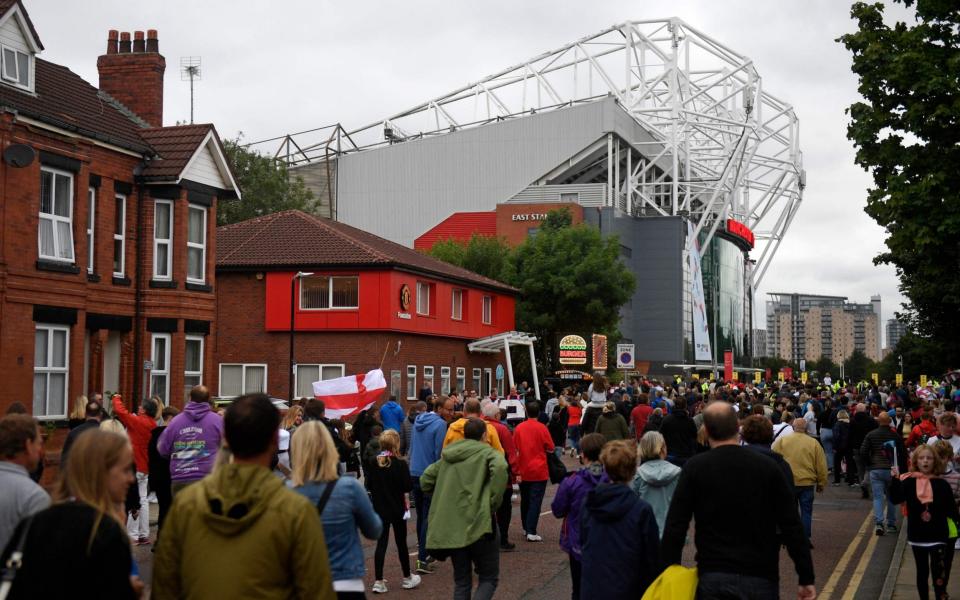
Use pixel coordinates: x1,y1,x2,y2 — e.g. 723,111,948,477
152,394,335,600
422,417,508,600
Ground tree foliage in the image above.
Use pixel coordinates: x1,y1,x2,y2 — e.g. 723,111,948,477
839,1,960,368
506,210,636,373
426,234,513,282
218,136,318,226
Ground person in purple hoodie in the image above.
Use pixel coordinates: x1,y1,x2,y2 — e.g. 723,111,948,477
551,433,608,600
157,386,224,496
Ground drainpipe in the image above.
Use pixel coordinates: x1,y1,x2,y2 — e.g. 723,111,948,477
132,163,146,403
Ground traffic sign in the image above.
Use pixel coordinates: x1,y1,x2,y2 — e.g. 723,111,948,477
143,360,153,370
616,344,635,369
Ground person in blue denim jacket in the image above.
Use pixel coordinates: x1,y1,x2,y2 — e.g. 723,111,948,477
292,421,382,599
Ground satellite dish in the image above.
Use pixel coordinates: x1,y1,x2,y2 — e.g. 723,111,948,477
3,144,34,168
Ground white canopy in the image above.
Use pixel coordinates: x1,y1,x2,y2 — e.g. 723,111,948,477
468,331,540,401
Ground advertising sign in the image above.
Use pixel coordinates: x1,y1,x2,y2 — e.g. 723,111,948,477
754,372,762,384
765,368,772,380
723,350,733,381
592,334,608,370
871,372,879,385
801,372,808,383
616,344,635,370
920,374,928,388
558,335,588,366
896,373,903,386
783,367,794,380
687,221,712,362
778,370,785,382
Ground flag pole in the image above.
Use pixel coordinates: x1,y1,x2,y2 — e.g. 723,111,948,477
378,341,390,370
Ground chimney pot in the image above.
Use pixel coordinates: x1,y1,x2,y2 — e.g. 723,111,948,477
133,31,145,53
106,30,119,55
119,32,131,53
146,29,159,53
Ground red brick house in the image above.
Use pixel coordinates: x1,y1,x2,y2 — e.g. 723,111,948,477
0,1,240,423
215,210,519,404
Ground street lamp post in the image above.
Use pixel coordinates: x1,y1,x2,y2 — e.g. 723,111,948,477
289,271,314,401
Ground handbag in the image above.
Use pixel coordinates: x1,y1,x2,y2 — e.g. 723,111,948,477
0,515,35,600
547,451,568,484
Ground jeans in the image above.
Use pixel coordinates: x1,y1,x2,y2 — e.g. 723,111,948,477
567,425,581,452
868,470,897,527
697,571,779,599
821,428,834,468
495,477,512,543
796,485,815,541
374,515,410,579
519,480,547,535
451,533,499,600
411,476,432,562
126,472,149,540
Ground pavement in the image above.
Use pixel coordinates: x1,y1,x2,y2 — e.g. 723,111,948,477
131,459,926,599
888,527,960,599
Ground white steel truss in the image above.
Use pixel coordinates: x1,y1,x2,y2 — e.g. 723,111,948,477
254,18,803,289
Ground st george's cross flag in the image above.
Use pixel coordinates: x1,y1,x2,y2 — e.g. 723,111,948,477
312,369,387,420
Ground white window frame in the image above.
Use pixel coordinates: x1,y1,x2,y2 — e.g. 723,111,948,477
1,44,30,89
150,333,171,403
86,187,95,274
153,200,173,281
294,363,345,399
472,368,482,394
187,204,207,284
33,323,69,419
184,335,204,401
406,365,417,401
456,367,466,394
299,275,360,310
423,366,435,395
484,368,493,397
417,281,430,316
218,363,268,397
482,295,493,325
113,194,126,277
441,366,451,395
451,289,463,320
38,166,74,263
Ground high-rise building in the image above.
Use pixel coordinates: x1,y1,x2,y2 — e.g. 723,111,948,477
766,293,881,363
886,318,909,350
752,328,768,359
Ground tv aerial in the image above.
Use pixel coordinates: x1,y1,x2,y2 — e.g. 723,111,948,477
180,56,201,124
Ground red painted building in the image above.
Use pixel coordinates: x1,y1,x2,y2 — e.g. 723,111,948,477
216,210,518,404
414,202,584,250
0,1,239,429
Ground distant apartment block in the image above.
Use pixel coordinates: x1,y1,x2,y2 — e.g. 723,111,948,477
886,318,908,350
766,293,881,363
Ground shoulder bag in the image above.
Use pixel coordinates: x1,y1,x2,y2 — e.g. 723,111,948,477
0,515,35,600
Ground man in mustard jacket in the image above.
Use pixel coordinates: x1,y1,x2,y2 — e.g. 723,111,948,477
422,418,508,600
152,394,335,600
773,417,828,544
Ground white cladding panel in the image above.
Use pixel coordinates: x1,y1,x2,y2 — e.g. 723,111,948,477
0,13,30,53
182,143,227,189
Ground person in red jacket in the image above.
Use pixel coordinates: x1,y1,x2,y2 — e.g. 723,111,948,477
482,400,519,550
630,394,653,441
112,393,159,544
906,408,938,450
512,402,555,542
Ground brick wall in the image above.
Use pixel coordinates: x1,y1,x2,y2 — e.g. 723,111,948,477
495,202,583,246
97,30,165,127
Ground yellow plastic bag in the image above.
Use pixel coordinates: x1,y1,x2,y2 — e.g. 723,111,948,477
641,565,698,600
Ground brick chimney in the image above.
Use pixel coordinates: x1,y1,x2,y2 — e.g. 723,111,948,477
97,29,165,127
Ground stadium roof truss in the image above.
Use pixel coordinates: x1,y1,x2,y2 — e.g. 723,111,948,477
257,19,803,288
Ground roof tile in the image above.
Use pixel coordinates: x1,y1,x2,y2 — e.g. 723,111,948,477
217,210,517,294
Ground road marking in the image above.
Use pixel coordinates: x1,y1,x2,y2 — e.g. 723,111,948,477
840,527,880,600
819,512,873,600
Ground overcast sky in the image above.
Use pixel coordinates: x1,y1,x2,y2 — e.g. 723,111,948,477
27,0,912,345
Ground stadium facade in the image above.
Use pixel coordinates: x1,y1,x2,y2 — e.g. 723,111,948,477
257,19,804,375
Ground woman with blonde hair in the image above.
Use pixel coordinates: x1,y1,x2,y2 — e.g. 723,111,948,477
282,405,304,434
365,429,419,593
0,429,139,598
292,421,381,599
69,394,88,429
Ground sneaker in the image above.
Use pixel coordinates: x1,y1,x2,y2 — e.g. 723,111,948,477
402,574,421,590
831,482,841,487
848,483,860,488
887,524,898,533
875,525,885,536
415,560,434,574
500,541,516,552
372,580,388,594
526,533,543,542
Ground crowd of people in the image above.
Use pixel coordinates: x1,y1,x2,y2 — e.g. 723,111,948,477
0,373,959,598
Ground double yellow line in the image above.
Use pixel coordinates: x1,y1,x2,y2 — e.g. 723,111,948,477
819,512,879,600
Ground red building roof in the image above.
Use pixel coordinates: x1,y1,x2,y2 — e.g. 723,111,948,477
414,211,497,251
217,210,517,294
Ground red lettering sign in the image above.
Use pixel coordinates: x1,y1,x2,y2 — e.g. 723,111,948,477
726,219,755,248
723,350,733,381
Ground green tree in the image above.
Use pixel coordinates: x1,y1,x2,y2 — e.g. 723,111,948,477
842,349,874,381
218,135,318,226
876,331,947,381
838,1,960,368
505,209,635,374
426,234,513,282
811,356,840,379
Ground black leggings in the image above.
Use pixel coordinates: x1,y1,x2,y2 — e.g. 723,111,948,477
911,544,949,600
374,515,410,580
